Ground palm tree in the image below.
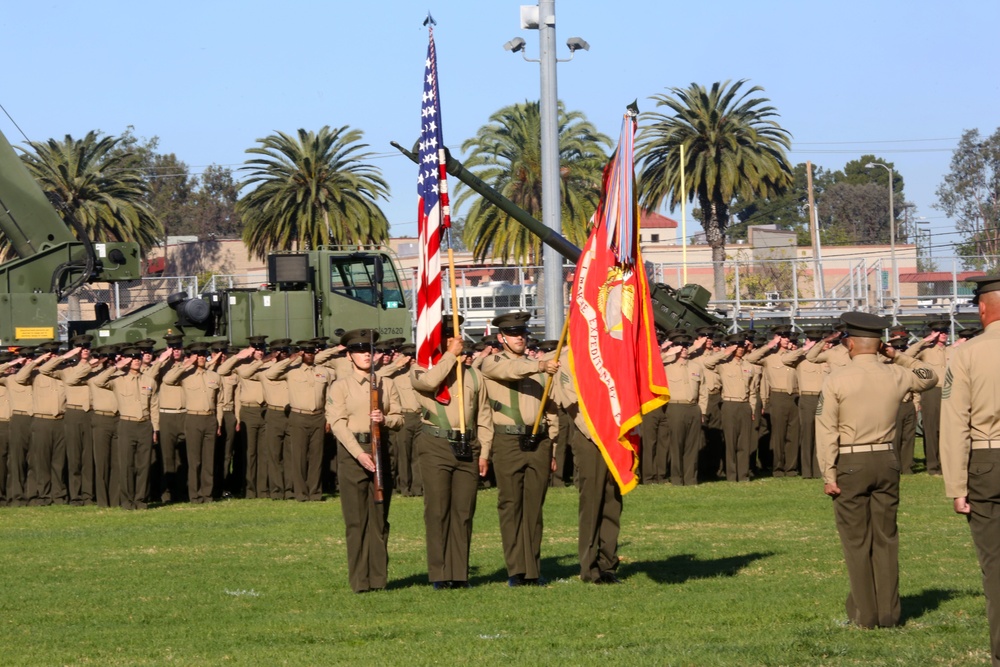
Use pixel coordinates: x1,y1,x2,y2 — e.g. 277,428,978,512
16,131,164,255
237,126,390,260
636,80,793,299
456,101,611,265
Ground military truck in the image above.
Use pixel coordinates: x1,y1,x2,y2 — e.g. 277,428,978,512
0,127,411,347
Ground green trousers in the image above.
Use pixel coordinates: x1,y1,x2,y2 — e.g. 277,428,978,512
240,405,267,498
117,419,152,510
64,408,94,504
921,386,942,474
966,448,1000,666
29,417,66,506
893,401,917,475
721,401,753,482
798,394,820,479
640,403,668,484
666,403,703,486
288,412,325,501
184,414,218,503
492,431,551,580
265,407,291,499
91,413,119,508
569,423,621,582
7,414,31,506
833,450,901,628
769,392,799,477
393,411,423,496
338,441,392,593
418,430,479,583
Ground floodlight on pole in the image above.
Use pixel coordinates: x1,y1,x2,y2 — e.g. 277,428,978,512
504,1,588,339
865,161,898,319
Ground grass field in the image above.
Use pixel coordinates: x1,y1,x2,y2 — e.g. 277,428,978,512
0,463,991,666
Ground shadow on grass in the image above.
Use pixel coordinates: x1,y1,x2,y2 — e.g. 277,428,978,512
628,551,775,585
900,587,966,623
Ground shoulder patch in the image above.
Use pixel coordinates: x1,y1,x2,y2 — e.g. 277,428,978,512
494,355,501,362
942,367,953,400
815,393,824,416
913,367,933,380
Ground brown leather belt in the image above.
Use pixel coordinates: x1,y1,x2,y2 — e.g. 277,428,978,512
972,440,1000,450
839,443,892,453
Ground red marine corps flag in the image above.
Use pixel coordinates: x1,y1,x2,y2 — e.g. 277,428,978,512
415,14,450,402
568,106,669,494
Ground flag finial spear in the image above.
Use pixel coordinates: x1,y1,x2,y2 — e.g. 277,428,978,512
424,12,436,27
626,100,639,118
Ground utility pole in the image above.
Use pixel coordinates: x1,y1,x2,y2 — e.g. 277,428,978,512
537,0,563,339
806,161,824,299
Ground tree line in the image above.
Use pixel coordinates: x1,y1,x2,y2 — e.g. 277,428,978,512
1,80,996,287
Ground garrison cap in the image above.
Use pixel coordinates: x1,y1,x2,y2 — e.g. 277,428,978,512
442,314,465,334
247,335,268,349
492,311,531,334
185,342,210,354
538,340,560,353
926,319,951,332
802,327,827,341
340,329,379,351
69,334,93,347
669,333,694,346
398,343,416,356
840,311,890,339
164,334,185,348
269,338,292,351
970,275,1000,305
295,339,319,353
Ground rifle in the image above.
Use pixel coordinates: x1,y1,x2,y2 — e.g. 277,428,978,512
370,258,386,503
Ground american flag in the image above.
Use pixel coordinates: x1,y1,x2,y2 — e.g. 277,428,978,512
415,21,450,389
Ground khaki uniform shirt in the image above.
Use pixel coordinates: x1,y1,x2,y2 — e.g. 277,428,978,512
782,347,829,394
746,345,799,394
700,350,760,414
384,363,419,413
689,348,721,395
664,357,709,414
941,320,1000,498
93,366,160,430
151,357,186,411
55,360,98,411
480,351,559,442
6,363,33,416
88,366,119,415
0,365,11,420
816,354,938,485
411,352,494,459
266,357,335,413
315,348,352,379
326,371,403,460
235,360,266,410
240,358,291,410
163,365,223,426
553,354,590,439
805,341,851,370
16,356,66,417
214,355,242,412
904,341,948,388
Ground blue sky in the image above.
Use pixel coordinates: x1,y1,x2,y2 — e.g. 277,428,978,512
2,0,997,257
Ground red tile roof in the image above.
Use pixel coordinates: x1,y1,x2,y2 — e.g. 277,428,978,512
640,210,678,229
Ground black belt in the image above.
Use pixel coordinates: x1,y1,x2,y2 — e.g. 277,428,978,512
422,424,474,441
353,432,371,444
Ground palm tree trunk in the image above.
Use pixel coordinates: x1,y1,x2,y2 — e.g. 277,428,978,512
703,203,728,299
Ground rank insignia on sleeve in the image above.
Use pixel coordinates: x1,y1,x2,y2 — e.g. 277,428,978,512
942,368,953,400
815,394,824,416
913,368,933,380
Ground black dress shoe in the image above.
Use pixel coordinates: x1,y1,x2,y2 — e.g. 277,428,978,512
432,581,451,590
522,576,548,586
507,575,524,587
596,572,622,584
450,581,470,589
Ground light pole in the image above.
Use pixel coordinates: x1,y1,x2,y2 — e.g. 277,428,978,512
865,161,898,316
504,1,588,339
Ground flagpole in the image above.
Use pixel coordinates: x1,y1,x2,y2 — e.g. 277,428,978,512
530,310,570,438
680,143,688,284
445,233,467,438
